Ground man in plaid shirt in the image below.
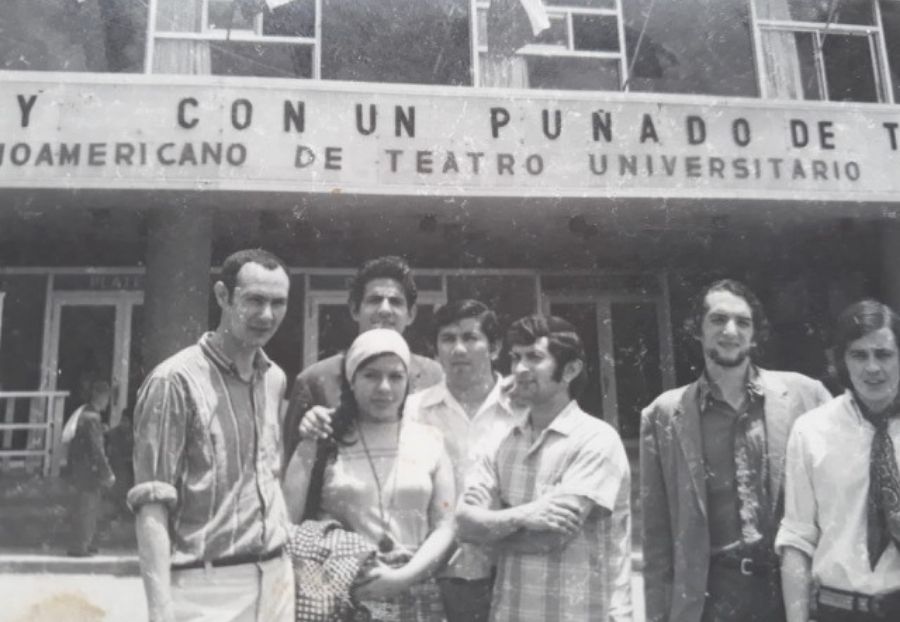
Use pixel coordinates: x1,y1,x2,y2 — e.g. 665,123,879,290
457,314,632,622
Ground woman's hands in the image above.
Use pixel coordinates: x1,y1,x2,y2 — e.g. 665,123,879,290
352,559,414,599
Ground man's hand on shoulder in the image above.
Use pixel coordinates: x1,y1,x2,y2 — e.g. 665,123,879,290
298,405,335,440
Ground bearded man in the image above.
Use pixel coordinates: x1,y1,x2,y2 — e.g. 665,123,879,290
640,279,831,622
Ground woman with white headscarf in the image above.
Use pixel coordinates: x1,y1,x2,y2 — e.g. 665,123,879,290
284,329,456,621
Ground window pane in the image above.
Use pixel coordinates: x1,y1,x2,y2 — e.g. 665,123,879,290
527,56,620,89
534,15,570,47
263,1,316,38
796,32,823,99
766,0,875,26
573,14,620,51
823,33,878,102
546,0,616,8
624,0,757,96
210,42,313,78
763,30,823,100
156,0,202,33
321,0,471,86
883,1,900,103
207,0,256,32
0,0,146,73
477,7,488,44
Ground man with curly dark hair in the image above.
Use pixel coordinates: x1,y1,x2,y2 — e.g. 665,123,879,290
282,255,442,461
641,279,832,622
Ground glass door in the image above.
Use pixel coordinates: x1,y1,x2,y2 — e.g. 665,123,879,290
545,294,674,439
43,291,143,428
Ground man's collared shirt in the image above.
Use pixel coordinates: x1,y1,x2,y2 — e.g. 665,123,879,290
464,401,632,622
697,369,771,551
406,375,524,580
776,391,900,595
127,332,289,566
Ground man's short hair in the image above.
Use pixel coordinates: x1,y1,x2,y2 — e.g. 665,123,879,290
348,256,417,311
433,299,501,347
89,380,111,399
507,314,586,398
220,249,288,299
685,278,770,346
833,299,900,390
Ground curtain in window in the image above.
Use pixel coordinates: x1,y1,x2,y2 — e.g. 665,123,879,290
481,0,549,88
755,0,803,99
481,55,530,88
153,0,210,74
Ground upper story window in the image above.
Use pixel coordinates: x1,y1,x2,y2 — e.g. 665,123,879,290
1,0,146,73
473,0,628,89
148,0,318,77
319,0,470,85
753,0,894,102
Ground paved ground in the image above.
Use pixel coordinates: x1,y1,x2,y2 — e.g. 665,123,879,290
1,570,147,622
1,561,645,622
0,470,647,621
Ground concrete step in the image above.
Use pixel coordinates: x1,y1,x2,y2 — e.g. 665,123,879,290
0,551,139,576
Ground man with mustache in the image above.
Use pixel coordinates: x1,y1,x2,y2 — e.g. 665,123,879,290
641,279,831,622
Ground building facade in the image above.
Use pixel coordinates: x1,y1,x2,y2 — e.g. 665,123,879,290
1,0,900,465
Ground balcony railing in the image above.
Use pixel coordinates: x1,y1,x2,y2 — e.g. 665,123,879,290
0,391,69,477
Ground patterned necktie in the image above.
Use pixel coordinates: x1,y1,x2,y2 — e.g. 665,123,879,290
858,399,900,569
734,402,771,546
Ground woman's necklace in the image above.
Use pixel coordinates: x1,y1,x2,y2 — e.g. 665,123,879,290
357,421,401,553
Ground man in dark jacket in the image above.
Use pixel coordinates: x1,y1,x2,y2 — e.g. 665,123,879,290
66,380,115,557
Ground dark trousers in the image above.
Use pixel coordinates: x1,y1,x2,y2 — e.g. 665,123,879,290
69,488,102,553
437,575,494,622
701,565,785,622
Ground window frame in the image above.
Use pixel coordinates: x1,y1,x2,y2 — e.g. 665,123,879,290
469,0,629,89
751,0,894,103
144,0,322,78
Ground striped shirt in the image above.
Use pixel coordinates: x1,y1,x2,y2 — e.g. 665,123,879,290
127,332,289,566
464,401,632,622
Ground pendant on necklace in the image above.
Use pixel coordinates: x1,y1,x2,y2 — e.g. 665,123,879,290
378,535,394,553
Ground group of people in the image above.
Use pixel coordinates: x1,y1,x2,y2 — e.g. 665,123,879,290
123,248,900,622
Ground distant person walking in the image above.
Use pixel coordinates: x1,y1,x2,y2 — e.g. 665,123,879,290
64,379,115,557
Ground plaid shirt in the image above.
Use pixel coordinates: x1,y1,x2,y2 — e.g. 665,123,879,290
464,401,632,622
127,333,289,566
406,376,525,580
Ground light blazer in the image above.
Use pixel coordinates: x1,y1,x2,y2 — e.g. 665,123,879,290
640,368,832,622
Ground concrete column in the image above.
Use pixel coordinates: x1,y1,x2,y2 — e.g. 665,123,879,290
141,206,213,374
882,221,900,312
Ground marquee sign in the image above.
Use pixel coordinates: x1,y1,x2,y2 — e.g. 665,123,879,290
1,72,898,201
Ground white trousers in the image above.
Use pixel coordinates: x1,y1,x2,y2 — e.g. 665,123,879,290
171,555,294,622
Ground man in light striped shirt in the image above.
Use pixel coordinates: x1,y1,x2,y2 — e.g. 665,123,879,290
128,249,294,622
457,314,632,622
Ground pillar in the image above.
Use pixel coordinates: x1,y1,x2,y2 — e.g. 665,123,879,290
141,205,213,375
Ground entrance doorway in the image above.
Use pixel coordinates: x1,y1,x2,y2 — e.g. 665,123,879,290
544,292,675,439
43,291,144,428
